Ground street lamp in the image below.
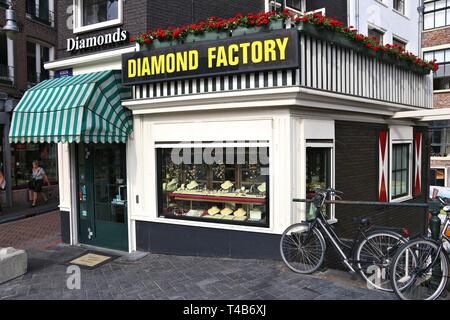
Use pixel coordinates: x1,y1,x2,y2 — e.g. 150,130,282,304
2,0,19,40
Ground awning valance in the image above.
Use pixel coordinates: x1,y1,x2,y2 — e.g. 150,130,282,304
9,70,132,144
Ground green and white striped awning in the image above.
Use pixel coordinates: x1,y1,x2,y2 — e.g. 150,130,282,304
9,70,132,144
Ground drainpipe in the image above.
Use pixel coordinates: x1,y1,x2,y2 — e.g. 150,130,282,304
355,0,360,30
418,0,424,57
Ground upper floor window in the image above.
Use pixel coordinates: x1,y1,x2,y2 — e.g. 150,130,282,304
0,33,13,85
424,0,450,30
268,0,305,13
73,0,123,33
424,49,450,89
393,0,406,15
430,121,450,156
27,41,52,87
26,0,54,27
368,26,384,44
393,36,407,49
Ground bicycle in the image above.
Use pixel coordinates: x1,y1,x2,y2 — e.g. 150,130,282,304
390,197,450,300
280,188,408,292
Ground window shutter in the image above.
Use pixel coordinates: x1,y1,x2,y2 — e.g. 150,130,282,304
379,130,388,202
414,131,423,195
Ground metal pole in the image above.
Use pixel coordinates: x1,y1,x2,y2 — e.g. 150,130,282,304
428,198,442,241
293,198,429,208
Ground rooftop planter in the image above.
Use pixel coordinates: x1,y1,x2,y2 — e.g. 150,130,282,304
293,13,438,74
130,11,438,74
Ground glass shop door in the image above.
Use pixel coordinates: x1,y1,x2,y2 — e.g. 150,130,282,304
77,143,128,251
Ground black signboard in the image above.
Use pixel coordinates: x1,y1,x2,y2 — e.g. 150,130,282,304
122,29,299,86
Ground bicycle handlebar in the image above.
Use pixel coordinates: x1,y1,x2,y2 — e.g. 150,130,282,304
315,188,344,197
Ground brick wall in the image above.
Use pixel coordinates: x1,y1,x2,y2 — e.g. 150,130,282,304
434,92,450,109
325,121,428,270
334,121,428,239
0,1,57,98
422,27,450,48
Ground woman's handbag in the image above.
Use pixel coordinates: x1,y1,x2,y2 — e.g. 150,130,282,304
28,178,36,190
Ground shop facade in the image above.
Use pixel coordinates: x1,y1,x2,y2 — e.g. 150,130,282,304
12,3,435,257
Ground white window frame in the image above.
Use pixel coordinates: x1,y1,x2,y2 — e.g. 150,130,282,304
266,0,306,14
73,0,123,34
389,141,413,203
305,141,336,223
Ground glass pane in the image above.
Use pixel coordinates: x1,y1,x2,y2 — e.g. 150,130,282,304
83,0,118,26
92,144,127,223
424,51,434,62
435,10,446,28
401,146,408,169
424,2,435,12
158,146,270,227
424,13,434,29
435,0,447,10
433,130,442,144
435,50,445,63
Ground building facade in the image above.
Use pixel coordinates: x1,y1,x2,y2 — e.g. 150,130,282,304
422,0,450,190
0,0,58,209
10,1,432,260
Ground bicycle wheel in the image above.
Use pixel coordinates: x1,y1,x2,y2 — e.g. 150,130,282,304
280,223,326,274
390,238,449,300
355,230,405,292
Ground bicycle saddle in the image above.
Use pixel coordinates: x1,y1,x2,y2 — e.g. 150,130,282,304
353,216,370,225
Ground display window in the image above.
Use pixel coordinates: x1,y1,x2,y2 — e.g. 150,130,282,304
11,143,58,189
156,143,270,227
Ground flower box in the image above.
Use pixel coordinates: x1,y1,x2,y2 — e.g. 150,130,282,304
231,26,263,37
297,22,430,74
148,39,177,49
185,31,229,43
268,19,284,30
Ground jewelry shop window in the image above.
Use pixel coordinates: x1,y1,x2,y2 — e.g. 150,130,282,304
156,143,270,227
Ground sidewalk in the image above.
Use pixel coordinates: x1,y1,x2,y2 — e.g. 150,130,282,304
0,212,395,300
0,197,59,224
0,211,61,250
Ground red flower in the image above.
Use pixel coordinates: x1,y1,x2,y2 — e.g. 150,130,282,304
129,36,134,43
144,38,151,44
373,46,379,51
302,16,309,22
366,42,372,48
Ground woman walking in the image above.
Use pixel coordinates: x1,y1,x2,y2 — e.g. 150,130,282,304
29,160,50,207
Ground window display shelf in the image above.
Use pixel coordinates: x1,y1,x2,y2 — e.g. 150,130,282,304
167,191,267,204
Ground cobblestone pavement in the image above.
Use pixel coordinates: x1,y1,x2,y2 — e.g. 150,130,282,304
0,211,61,250
0,212,395,300
0,244,395,300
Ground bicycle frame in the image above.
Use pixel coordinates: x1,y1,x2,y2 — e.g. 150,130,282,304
310,207,357,273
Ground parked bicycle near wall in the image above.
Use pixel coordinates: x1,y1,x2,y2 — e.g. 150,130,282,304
390,197,450,300
280,188,408,292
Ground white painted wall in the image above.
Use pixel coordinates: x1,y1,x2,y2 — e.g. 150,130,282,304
348,0,421,54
